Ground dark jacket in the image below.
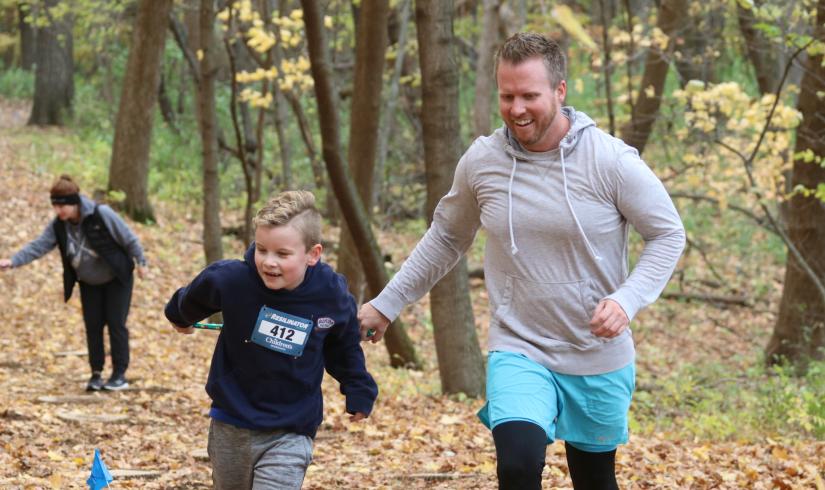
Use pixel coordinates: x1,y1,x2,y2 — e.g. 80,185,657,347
54,205,133,301
164,245,378,437
11,195,146,301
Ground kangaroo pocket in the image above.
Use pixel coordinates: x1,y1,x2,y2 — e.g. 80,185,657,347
493,274,599,349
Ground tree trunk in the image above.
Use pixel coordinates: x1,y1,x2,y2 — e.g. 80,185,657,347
27,0,73,126
2,7,15,68
737,1,781,95
597,0,616,135
108,0,174,222
222,34,263,245
672,4,721,85
183,0,200,58
472,0,501,138
415,0,485,396
301,0,421,369
271,93,292,189
18,2,35,70
283,89,339,220
337,0,389,304
270,0,293,191
285,91,325,192
375,0,411,208
765,0,825,372
618,0,684,155
196,0,223,265
158,73,178,133
101,51,115,108
270,87,291,189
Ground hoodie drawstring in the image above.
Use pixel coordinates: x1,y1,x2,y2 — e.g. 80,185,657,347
505,131,602,262
560,147,602,262
508,155,519,255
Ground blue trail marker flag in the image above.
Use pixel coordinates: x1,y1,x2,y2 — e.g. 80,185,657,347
87,448,113,489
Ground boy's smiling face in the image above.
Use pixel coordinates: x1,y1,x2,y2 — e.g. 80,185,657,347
254,224,322,291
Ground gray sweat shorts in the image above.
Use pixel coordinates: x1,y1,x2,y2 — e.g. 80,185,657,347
208,418,314,489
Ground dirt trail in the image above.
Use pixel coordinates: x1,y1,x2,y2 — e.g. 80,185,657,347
0,99,29,129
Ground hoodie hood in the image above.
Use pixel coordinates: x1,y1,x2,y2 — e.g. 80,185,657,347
500,107,602,260
502,107,596,161
77,194,98,221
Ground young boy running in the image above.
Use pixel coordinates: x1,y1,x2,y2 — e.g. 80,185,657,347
165,190,378,489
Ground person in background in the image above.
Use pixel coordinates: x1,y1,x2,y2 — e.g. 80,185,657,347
358,33,685,489
165,190,377,489
0,174,147,391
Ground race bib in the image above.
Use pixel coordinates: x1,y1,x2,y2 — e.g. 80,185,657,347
250,306,314,357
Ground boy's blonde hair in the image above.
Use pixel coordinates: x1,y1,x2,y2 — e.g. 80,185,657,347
253,190,322,250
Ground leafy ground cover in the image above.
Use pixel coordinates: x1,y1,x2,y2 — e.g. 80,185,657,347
0,98,822,488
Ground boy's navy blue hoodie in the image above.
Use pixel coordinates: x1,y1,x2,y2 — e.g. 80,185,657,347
165,245,378,438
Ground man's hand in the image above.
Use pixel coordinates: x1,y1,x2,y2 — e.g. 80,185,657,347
173,325,195,335
0,259,12,270
136,264,148,279
589,299,629,338
357,303,390,343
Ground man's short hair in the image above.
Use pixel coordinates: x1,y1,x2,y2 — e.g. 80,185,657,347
495,32,567,88
253,190,322,250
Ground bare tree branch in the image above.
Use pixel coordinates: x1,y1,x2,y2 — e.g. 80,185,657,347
669,191,772,230
168,13,201,84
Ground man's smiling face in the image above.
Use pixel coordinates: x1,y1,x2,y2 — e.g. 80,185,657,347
497,57,567,152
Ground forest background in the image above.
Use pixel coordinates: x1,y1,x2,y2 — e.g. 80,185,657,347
0,0,823,488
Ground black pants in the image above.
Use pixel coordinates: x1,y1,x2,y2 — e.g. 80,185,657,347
493,421,619,490
78,276,133,376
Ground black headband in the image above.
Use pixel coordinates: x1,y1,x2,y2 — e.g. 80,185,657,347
50,193,80,205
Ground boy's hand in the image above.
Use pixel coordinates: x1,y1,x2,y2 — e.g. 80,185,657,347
357,303,390,343
0,259,11,270
349,412,367,422
173,324,195,335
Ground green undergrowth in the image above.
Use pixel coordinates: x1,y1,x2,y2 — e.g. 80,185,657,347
0,66,34,100
631,359,825,441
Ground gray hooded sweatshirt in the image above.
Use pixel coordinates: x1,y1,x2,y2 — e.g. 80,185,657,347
12,195,146,285
371,107,685,375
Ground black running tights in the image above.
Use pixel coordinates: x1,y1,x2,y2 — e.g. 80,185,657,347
492,421,619,490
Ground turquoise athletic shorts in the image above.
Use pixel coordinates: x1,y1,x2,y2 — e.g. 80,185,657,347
477,351,635,453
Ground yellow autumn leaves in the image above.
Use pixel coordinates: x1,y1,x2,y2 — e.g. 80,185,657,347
218,2,327,108
674,80,802,209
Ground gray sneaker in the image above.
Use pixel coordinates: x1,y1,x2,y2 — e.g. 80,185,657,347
86,372,104,392
103,374,129,391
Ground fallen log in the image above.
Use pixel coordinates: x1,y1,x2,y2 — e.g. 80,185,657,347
661,292,750,306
